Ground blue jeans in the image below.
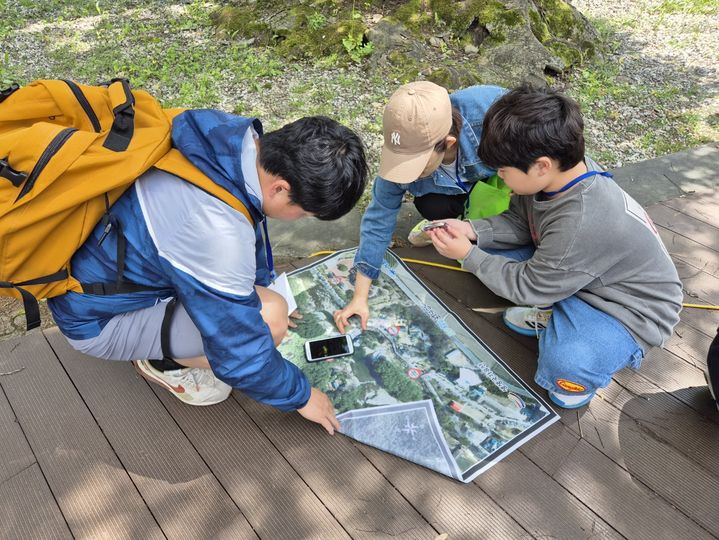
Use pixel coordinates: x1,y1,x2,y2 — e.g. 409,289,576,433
486,246,645,394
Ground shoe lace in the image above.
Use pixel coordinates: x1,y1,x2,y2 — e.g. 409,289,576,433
175,367,213,392
532,306,552,339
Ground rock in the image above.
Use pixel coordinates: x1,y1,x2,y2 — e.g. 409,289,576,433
464,44,479,54
429,36,444,48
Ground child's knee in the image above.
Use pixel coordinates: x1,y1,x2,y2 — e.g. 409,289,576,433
536,340,611,394
257,287,289,346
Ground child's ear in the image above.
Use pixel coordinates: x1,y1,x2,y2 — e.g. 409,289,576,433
269,179,291,198
534,157,553,175
446,135,458,149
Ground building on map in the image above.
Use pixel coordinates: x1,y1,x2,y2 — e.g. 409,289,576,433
446,348,470,368
456,367,481,389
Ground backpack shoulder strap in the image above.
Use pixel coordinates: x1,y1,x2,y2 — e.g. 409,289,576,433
154,149,254,226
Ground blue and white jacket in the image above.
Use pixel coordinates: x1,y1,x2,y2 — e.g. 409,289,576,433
48,110,311,411
354,85,507,280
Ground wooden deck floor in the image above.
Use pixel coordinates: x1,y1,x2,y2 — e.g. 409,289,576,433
2,189,719,540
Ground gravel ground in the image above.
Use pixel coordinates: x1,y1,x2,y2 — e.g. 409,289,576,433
562,0,718,167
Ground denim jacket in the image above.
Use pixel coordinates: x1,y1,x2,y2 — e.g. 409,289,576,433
354,85,507,280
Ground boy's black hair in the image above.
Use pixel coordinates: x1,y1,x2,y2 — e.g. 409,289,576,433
259,116,368,220
478,85,585,172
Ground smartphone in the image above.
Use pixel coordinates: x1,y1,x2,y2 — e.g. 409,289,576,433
422,221,447,232
305,335,354,362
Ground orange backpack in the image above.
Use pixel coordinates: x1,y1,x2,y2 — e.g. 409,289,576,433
0,79,252,330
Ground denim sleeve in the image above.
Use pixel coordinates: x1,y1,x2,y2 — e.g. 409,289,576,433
353,177,406,280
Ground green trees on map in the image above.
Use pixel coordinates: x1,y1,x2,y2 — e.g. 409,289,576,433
373,359,423,402
293,311,328,339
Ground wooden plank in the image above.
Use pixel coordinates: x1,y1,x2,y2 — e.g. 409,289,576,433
523,423,716,540
235,393,439,539
633,345,716,414
680,292,719,338
0,383,70,539
558,391,719,535
600,374,719,477
0,464,72,540
658,225,719,279
0,382,35,484
44,329,257,540
151,385,351,540
0,333,163,539
665,322,713,370
347,443,531,540
648,203,719,252
660,189,719,229
475,451,625,540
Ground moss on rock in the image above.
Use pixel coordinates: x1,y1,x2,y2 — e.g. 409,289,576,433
534,0,580,39
431,0,523,37
210,6,273,45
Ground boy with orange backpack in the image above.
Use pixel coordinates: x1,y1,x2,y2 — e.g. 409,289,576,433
0,80,368,434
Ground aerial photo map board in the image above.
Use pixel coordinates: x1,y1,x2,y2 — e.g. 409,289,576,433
279,248,559,482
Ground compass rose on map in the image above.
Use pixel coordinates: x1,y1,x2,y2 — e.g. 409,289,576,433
400,418,420,440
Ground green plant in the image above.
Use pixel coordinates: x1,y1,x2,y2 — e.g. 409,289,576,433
342,31,373,62
342,0,372,63
307,12,327,30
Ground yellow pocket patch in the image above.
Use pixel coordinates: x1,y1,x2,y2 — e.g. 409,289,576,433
556,379,586,393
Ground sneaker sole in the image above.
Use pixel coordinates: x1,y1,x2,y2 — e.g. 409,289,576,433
503,313,545,337
133,361,230,407
548,392,595,409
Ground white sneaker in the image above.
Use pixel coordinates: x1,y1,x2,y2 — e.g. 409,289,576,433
133,360,232,406
407,219,432,247
549,390,595,409
503,306,553,337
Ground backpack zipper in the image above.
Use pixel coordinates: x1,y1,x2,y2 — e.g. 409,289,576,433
62,80,101,133
15,127,77,201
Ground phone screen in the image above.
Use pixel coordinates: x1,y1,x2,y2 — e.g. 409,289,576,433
307,336,351,361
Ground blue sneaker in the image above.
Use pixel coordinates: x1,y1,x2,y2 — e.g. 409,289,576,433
548,390,595,409
503,306,552,337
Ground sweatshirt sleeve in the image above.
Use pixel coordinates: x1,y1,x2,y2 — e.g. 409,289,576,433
468,195,533,249
462,208,598,306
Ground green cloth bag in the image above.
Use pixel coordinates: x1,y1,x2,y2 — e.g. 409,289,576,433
464,174,511,220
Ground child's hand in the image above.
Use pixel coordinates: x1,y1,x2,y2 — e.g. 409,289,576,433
297,387,341,435
429,225,473,261
288,309,302,329
333,298,369,333
441,218,477,241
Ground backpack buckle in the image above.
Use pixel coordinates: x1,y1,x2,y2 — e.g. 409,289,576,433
0,157,27,187
0,83,19,103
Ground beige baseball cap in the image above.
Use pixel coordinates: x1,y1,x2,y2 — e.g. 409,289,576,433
378,81,452,184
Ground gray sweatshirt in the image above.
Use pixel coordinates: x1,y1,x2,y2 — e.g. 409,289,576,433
462,165,682,351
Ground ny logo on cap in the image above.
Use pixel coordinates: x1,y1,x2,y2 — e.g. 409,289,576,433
391,131,401,146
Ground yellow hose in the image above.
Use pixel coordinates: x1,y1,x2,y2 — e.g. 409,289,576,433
307,251,719,310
